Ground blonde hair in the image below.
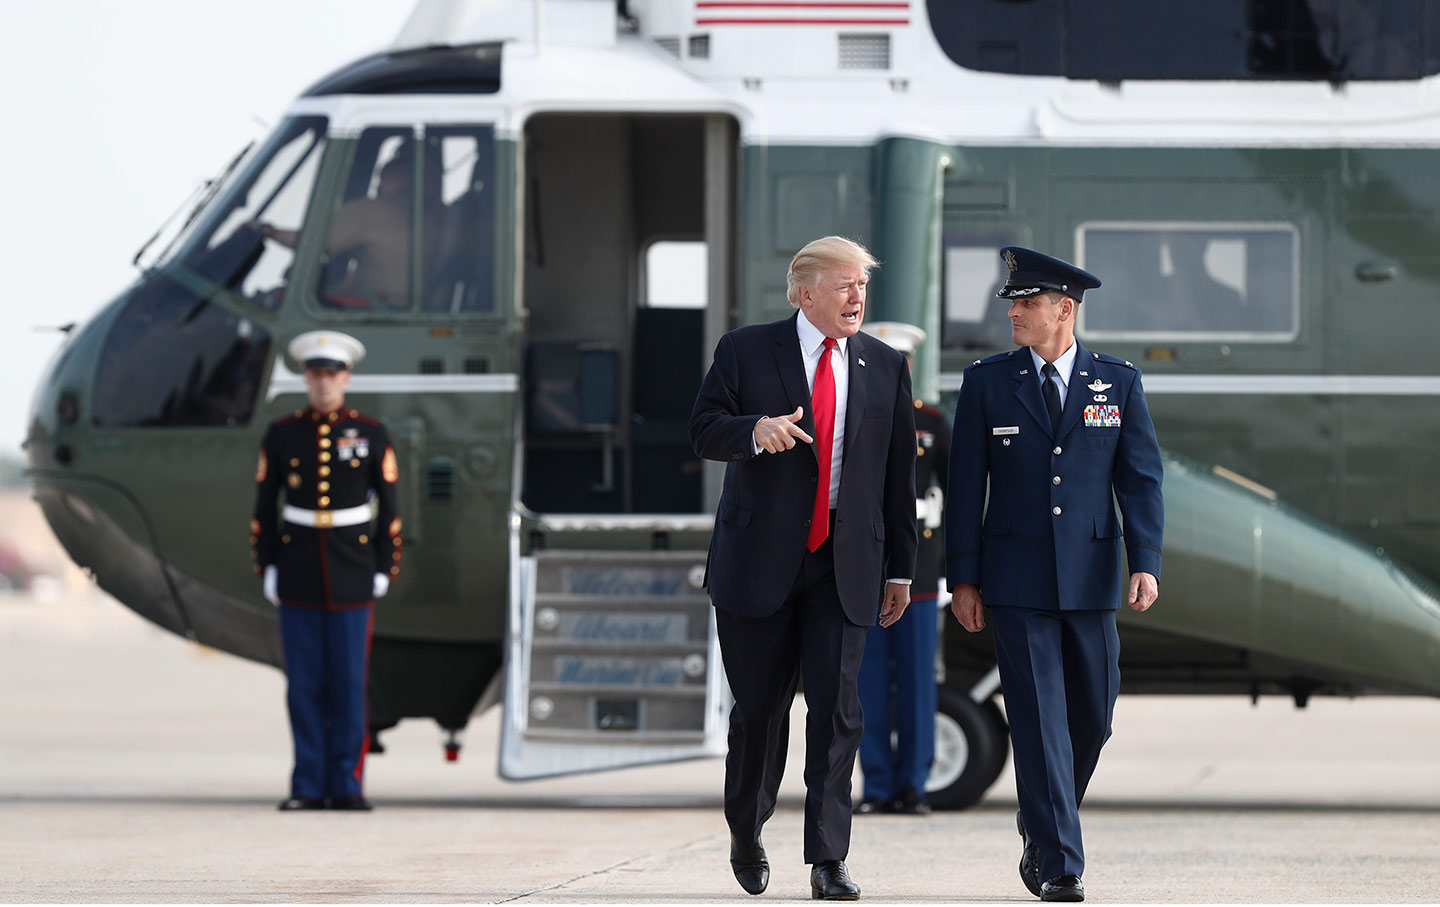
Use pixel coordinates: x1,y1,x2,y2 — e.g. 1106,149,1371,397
786,236,880,306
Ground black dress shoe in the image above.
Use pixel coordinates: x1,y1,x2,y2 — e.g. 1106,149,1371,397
1040,875,1084,902
1017,811,1041,898
277,797,325,811
729,834,769,896
853,796,893,815
810,860,860,900
894,787,931,815
328,795,373,811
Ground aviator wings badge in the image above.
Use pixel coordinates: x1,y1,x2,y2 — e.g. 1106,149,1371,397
1087,379,1112,393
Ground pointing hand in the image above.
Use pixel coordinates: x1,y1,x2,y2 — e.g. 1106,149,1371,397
754,406,814,454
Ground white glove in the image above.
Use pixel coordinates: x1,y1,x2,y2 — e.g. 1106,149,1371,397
262,565,279,607
372,572,391,599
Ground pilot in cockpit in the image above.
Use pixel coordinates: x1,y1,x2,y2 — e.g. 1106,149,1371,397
259,158,413,310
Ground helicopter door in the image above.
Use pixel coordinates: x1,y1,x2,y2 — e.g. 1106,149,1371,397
502,112,736,777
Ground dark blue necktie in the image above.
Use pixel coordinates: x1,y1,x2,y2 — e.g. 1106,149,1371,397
1041,362,1062,433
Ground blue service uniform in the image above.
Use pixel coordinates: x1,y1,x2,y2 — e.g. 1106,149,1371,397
858,399,947,804
945,343,1163,881
251,407,402,803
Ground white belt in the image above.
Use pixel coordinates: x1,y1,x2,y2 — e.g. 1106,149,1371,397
283,504,372,529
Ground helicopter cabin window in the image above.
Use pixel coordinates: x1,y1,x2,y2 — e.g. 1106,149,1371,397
928,0,1440,80
318,128,415,311
421,125,496,314
940,237,1016,352
644,241,707,309
314,125,498,315
167,115,328,311
1078,224,1299,341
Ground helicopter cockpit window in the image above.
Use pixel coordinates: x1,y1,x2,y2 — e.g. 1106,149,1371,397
1078,224,1299,341
318,128,416,311
92,276,271,427
167,116,328,311
421,125,496,314
940,238,1015,353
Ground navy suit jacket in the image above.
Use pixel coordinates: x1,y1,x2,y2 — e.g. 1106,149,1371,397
689,314,919,626
945,343,1164,611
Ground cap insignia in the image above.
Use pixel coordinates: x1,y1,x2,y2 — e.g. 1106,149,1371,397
1003,250,1019,271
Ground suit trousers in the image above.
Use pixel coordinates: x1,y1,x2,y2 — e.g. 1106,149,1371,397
990,606,1120,881
857,592,938,800
278,603,374,801
715,525,869,863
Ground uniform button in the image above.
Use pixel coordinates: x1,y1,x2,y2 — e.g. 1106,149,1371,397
1053,446,1062,455
923,528,933,539
319,496,331,507
811,475,818,483
804,518,812,527
1052,506,1062,516
393,551,402,560
318,482,330,492
351,459,361,468
359,534,368,545
319,466,330,477
318,424,331,436
319,438,332,449
290,458,300,467
282,534,291,543
319,452,331,463
1052,476,1062,486
390,567,399,575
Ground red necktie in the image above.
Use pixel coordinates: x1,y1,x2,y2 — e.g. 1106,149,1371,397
807,338,837,552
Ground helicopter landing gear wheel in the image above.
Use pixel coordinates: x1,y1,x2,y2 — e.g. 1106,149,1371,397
924,685,1009,810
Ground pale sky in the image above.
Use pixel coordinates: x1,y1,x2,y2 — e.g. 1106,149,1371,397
0,2,413,459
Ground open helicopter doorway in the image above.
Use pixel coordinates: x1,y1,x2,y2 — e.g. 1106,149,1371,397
519,113,735,516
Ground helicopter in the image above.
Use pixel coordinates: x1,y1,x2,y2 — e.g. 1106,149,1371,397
25,0,1440,808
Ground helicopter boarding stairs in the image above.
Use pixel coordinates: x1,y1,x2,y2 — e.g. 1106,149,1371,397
500,516,731,779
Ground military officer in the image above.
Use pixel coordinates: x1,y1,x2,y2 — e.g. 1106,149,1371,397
945,248,1163,902
251,330,402,812
855,322,948,816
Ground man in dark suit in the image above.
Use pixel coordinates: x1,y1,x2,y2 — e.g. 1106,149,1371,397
690,236,919,900
946,248,1164,903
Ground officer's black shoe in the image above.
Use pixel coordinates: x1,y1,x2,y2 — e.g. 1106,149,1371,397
277,797,325,811
894,787,931,815
328,795,373,811
1040,875,1084,902
853,796,892,815
810,860,861,900
729,834,769,896
1017,811,1041,898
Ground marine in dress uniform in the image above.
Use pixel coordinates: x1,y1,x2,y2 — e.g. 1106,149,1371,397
251,331,402,811
856,323,948,816
945,248,1163,902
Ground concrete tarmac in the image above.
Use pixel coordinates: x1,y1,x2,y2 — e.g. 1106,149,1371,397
3,591,1439,904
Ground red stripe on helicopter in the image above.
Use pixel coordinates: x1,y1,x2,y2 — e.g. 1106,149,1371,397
696,18,910,25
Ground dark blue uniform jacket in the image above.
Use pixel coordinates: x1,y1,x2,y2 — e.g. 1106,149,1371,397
945,343,1163,610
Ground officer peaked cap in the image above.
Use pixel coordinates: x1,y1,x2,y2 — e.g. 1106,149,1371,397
996,246,1101,302
288,331,367,371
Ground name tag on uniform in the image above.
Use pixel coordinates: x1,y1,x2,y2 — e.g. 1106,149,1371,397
1083,405,1121,428
992,426,1019,436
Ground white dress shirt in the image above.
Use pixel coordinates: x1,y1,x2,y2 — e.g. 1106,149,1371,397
1030,341,1078,409
795,310,849,507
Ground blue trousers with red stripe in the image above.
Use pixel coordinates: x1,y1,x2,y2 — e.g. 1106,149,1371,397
278,604,373,801
857,594,938,800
